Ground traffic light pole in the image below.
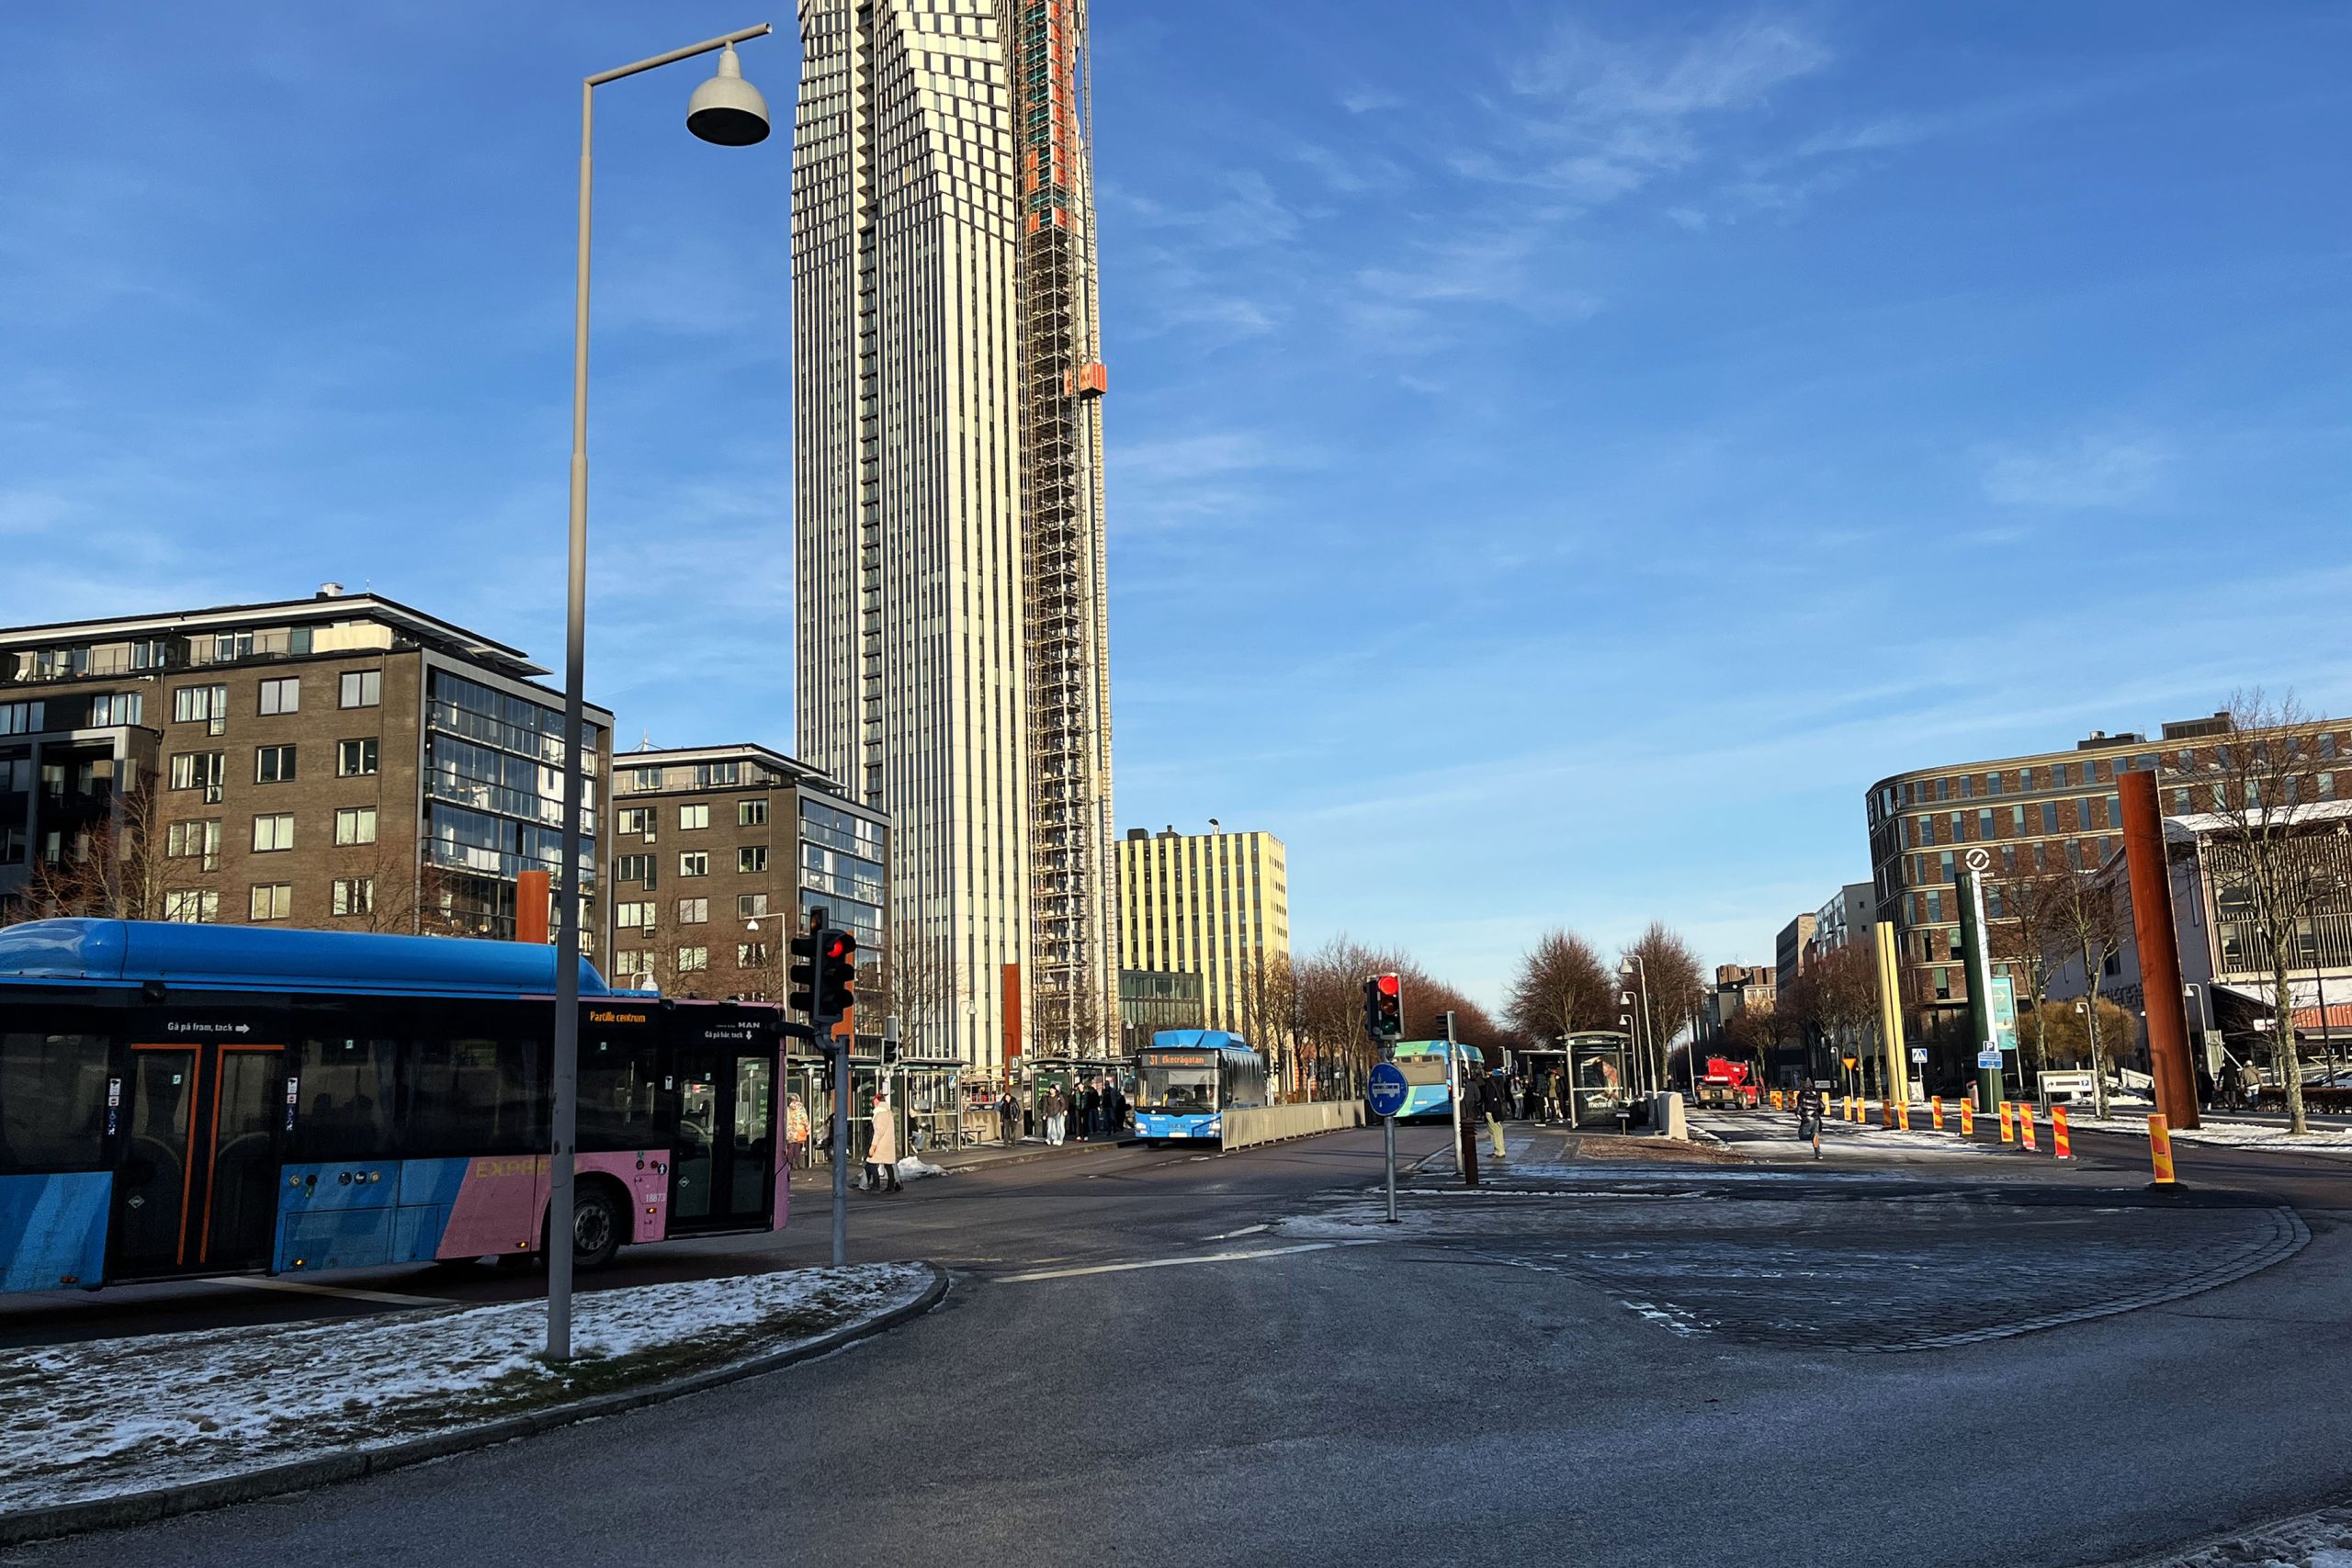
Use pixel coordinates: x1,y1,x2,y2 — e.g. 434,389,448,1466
830,1037,849,1266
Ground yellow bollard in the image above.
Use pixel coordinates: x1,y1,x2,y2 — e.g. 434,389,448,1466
1930,1099,1946,1132
2018,1104,2038,1153
1961,1099,1975,1136
1882,1098,1895,1129
2052,1105,2071,1159
1849,1096,1862,1124
1998,1102,2015,1144
2149,1113,2177,1184
1897,1099,1912,1132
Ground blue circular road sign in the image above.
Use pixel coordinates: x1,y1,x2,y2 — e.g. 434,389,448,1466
1367,1062,1408,1119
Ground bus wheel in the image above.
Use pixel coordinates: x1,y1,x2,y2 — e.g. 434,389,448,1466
571,1185,623,1270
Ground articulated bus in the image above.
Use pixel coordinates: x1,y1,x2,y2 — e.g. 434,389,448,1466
0,919,791,1295
1131,1031,1266,1143
1385,1039,1487,1121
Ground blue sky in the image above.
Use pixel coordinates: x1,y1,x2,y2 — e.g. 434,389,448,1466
3,4,2348,1008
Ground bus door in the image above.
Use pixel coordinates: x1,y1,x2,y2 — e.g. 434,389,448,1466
669,1033,776,1233
112,1040,286,1279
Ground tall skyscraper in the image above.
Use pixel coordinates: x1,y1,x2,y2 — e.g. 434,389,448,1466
791,0,1115,1071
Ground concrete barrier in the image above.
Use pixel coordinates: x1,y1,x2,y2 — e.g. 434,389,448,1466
1219,1100,1367,1152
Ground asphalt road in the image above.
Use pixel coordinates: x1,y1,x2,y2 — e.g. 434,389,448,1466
9,1121,2352,1568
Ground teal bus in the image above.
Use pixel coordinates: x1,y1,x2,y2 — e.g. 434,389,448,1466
1385,1039,1487,1121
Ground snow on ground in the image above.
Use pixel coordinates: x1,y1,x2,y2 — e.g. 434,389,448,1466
2057,1113,2352,1158
0,1262,931,1515
1691,1111,2007,1162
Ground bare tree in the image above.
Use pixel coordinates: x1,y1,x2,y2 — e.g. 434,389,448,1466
2188,691,2346,1134
2051,869,2133,1121
872,922,953,1059
1237,951,1302,1096
1991,869,2074,1083
15,761,167,922
1807,942,1881,1087
1622,922,1705,1084
1507,930,1615,1045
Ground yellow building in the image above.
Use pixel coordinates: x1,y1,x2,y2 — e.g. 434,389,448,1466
1117,827,1291,1036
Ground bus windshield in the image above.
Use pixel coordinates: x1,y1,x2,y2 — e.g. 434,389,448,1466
1138,1064,1217,1113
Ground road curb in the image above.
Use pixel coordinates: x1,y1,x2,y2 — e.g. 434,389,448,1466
0,1263,952,1550
929,1136,1143,1176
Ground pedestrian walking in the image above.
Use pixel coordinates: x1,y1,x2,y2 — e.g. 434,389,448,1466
998,1087,1019,1145
865,1094,901,1193
2196,1062,2215,1111
1544,1068,1564,1123
1105,1077,1127,1135
1082,1080,1103,1139
1483,1072,1509,1161
785,1092,811,1171
1045,1087,1066,1145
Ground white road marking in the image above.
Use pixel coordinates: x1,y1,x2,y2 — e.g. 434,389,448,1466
205,1276,448,1308
1200,1223,1271,1242
998,1240,1370,1284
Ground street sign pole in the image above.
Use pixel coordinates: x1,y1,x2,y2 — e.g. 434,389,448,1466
1367,1060,1408,1223
1957,868,2004,1116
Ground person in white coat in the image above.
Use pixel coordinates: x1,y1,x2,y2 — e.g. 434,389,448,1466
865,1093,901,1193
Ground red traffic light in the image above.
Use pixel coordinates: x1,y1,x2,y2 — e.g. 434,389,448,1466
1376,974,1399,996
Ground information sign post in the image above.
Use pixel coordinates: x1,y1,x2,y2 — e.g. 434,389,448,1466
1367,1062,1408,1224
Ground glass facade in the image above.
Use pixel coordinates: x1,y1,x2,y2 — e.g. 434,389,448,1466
424,669,603,940
798,796,885,944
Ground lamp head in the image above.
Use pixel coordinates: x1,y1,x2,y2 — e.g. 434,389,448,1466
687,44,771,146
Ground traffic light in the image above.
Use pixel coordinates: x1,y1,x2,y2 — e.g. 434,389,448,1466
816,928,857,1027
786,928,821,1018
1363,972,1402,1043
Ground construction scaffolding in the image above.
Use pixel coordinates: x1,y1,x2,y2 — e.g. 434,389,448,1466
1009,0,1116,1058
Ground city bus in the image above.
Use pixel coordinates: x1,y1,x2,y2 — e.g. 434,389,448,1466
1385,1039,1487,1121
0,918,791,1295
1131,1030,1265,1143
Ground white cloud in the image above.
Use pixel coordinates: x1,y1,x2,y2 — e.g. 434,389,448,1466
1981,434,2171,509
1340,87,1404,115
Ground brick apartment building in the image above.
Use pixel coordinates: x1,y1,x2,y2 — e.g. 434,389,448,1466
1865,711,2352,1030
0,590,613,948
605,744,888,1008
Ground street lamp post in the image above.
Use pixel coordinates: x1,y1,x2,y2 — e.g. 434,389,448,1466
548,24,774,1366
1620,956,1658,1100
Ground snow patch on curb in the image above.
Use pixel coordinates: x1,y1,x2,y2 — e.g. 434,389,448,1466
0,1263,930,1516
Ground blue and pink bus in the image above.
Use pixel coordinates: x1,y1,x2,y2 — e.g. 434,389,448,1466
0,919,791,1294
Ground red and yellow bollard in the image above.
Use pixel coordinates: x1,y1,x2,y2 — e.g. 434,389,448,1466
1896,1099,1912,1132
2052,1105,2071,1159
1882,1098,1895,1129
1930,1099,1946,1132
1961,1099,1975,1136
2018,1104,2039,1152
2149,1113,2177,1185
1998,1101,2015,1144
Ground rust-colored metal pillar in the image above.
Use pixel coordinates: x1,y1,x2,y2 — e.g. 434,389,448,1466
516,869,551,946
2120,771,2199,1129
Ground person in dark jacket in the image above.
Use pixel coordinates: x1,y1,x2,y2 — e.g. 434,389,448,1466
1481,1072,1509,1161
1081,1081,1103,1138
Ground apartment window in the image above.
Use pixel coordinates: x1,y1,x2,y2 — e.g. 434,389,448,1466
339,670,382,708
616,853,653,886
612,951,650,978
255,744,297,784
259,677,300,716
618,807,653,836
679,852,708,878
2324,734,2339,761
173,684,229,726
740,798,768,827
1987,773,2004,796
166,819,222,865
693,762,741,788
676,897,709,925
252,813,295,853
625,766,661,792
1926,889,1944,922
739,893,770,919
2012,805,2028,835
332,877,375,917
1978,808,1994,840
2321,773,2337,802
1934,967,1953,1002
169,752,225,794
85,693,141,727
0,702,43,736
2041,801,2059,834
1959,774,1973,798
163,889,219,923
676,945,708,974
679,804,710,830
1938,851,1955,884
739,846,768,874
1934,778,1949,801
2001,846,2018,874
334,806,379,846
738,942,769,968
616,901,654,930
249,883,293,921
337,739,379,777
1949,812,1963,841
1987,886,2006,919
